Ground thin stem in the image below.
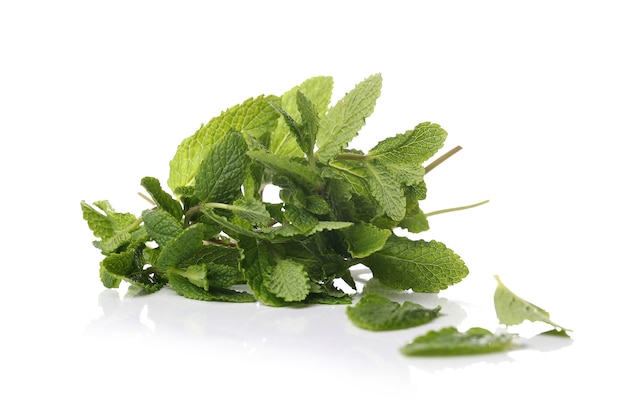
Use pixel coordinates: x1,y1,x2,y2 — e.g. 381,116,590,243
335,152,367,161
424,199,489,217
425,145,462,174
138,192,156,206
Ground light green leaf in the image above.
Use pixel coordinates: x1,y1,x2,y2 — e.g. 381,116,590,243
270,76,333,157
316,74,382,163
81,200,115,239
194,130,249,204
368,122,447,165
170,264,208,291
168,95,278,192
343,222,391,258
247,150,323,190
494,275,572,334
400,327,516,356
365,160,406,221
265,258,311,302
237,237,287,306
346,293,441,331
363,235,468,292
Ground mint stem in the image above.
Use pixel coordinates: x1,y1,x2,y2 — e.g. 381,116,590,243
425,145,462,174
336,152,367,161
424,199,489,217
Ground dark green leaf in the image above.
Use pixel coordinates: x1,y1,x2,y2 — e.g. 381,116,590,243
347,293,441,331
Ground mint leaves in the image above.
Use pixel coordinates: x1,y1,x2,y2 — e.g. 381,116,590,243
81,74,569,357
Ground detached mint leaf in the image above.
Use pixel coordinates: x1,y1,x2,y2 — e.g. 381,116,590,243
363,235,468,292
265,258,311,302
400,327,516,356
168,95,278,192
368,122,447,165
316,73,382,164
195,130,249,204
494,275,572,335
347,293,441,331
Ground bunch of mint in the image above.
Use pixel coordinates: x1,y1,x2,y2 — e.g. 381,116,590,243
82,74,569,354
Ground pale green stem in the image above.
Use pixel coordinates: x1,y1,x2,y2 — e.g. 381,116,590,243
425,199,490,217
425,145,463,174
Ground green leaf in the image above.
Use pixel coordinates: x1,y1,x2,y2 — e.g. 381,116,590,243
170,264,208,291
343,222,391,258
156,223,206,270
368,122,447,165
363,235,468,292
346,293,441,331
142,208,183,247
230,197,272,225
81,200,115,239
140,177,183,220
265,258,311,302
494,275,572,334
194,130,249,204
270,76,333,157
295,91,319,159
400,327,516,356
316,73,382,163
168,95,278,192
237,237,287,306
247,150,322,190
168,274,255,303
365,160,406,221
283,204,319,233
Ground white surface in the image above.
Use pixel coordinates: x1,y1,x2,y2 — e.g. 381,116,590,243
1,1,624,415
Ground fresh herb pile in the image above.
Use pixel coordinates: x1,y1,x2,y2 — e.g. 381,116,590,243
81,74,570,355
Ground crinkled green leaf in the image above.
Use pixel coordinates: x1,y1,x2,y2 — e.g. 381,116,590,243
365,160,406,221
230,197,272,225
363,235,468,292
270,76,333,157
142,208,183,247
168,95,278,192
295,91,319,159
494,275,572,334
265,258,311,302
170,264,208,291
400,327,516,356
168,274,255,303
347,293,441,331
368,122,447,165
247,150,322,190
343,222,391,258
140,176,183,220
237,237,287,306
156,223,206,270
316,74,382,163
194,130,249,204
283,204,319,233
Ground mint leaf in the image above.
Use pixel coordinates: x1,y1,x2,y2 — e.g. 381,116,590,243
237,237,287,307
368,122,447,165
364,160,406,221
270,76,333,157
494,275,572,335
247,150,322,190
316,74,382,163
168,95,278,192
156,223,206,270
295,91,319,159
140,177,183,220
194,130,249,204
170,264,208,291
363,236,468,292
229,197,272,225
265,258,311,302
343,222,391,258
142,208,183,248
168,274,255,303
347,293,440,331
400,327,516,356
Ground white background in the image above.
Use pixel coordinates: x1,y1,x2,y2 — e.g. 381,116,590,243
1,1,624,415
